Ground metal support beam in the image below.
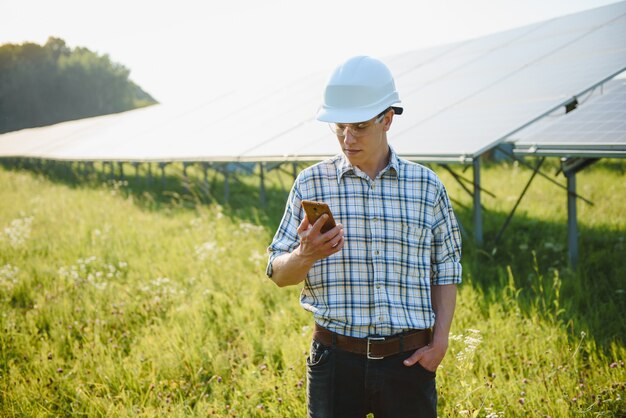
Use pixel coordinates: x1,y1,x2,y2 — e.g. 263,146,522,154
494,157,545,244
439,164,496,200
259,162,267,208
159,162,167,189
224,167,230,204
473,158,483,246
202,163,209,187
118,162,125,181
292,162,298,181
147,162,153,187
566,171,578,268
182,162,190,193
497,146,593,206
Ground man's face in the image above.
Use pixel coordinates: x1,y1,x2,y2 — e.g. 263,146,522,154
332,110,392,169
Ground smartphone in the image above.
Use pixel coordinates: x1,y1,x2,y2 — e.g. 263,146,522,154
301,200,337,233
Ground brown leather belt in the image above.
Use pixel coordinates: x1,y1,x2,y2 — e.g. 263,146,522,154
313,323,431,360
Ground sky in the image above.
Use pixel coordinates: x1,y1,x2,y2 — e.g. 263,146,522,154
0,0,620,104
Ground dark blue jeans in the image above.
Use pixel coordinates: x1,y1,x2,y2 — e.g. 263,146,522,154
307,339,437,418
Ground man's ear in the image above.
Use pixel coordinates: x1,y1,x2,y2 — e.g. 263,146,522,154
383,110,394,132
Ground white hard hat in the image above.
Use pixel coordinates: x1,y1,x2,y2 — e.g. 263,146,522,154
316,55,403,123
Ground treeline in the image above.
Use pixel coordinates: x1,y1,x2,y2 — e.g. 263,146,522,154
0,37,157,134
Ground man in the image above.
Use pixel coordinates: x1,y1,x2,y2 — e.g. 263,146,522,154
266,56,462,418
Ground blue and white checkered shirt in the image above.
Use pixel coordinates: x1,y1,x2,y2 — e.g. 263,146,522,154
267,147,462,338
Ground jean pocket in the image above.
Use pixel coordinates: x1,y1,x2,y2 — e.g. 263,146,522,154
415,362,437,378
307,339,332,368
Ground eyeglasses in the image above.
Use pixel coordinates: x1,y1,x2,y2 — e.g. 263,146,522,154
329,108,389,138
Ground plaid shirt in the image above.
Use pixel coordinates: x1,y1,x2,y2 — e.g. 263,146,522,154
267,147,462,338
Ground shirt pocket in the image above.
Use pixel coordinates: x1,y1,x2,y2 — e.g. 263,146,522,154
388,222,432,282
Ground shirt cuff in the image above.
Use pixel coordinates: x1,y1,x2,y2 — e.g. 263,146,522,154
265,259,274,278
431,261,462,285
266,251,281,278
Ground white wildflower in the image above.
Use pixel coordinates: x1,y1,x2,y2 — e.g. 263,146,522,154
239,222,264,234
456,328,483,363
195,241,218,261
2,216,34,248
93,282,107,291
152,277,171,287
142,277,178,296
248,250,266,264
91,225,111,243
58,256,124,290
106,179,128,196
0,264,20,290
189,218,203,228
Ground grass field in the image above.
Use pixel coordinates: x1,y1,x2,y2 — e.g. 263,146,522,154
0,157,625,417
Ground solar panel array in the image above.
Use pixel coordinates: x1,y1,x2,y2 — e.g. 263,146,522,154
0,1,625,163
513,80,626,157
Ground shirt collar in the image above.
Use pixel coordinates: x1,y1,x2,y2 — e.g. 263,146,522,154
336,146,400,184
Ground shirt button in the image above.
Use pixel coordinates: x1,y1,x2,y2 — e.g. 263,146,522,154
376,284,382,289
372,217,378,223
379,316,383,321
375,250,380,256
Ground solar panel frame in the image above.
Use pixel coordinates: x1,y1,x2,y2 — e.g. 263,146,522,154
513,79,626,158
0,1,625,164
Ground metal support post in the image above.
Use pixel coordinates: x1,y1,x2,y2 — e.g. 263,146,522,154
182,162,190,193
87,161,94,177
159,163,167,189
259,162,267,208
292,162,298,181
473,158,483,246
224,167,230,204
147,163,153,187
202,163,209,189
118,162,125,181
566,171,578,268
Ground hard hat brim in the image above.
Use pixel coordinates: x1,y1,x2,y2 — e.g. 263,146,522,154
316,103,402,124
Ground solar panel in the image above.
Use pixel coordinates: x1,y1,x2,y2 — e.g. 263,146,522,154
513,80,626,157
0,1,625,163
236,1,626,162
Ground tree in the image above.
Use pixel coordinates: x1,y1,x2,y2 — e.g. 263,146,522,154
0,37,157,133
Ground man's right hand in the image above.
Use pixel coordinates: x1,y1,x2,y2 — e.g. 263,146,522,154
295,214,344,263
269,215,344,287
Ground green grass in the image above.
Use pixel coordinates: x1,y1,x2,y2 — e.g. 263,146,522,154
0,158,624,417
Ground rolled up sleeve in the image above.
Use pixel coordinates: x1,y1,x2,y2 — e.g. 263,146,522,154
430,184,462,285
266,180,304,278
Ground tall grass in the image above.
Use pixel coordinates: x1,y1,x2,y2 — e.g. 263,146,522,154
0,158,624,417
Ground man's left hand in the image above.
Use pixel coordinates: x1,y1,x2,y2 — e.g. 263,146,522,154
403,340,448,372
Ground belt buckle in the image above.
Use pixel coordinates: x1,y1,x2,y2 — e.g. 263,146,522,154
367,336,385,360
